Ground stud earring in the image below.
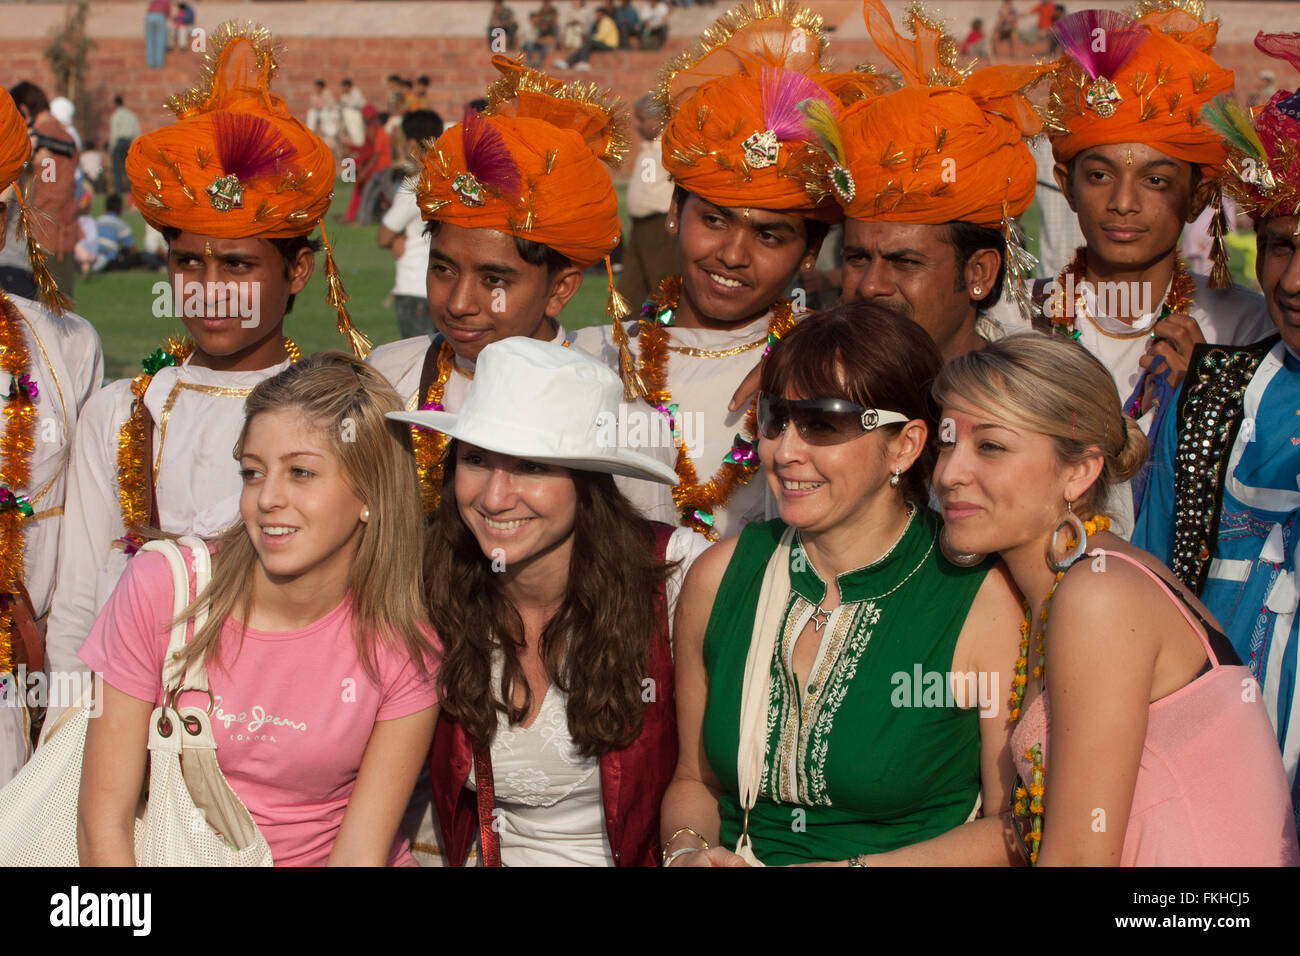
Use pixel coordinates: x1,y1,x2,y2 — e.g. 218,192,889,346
889,467,901,488
361,507,370,522
666,220,675,229
972,285,982,296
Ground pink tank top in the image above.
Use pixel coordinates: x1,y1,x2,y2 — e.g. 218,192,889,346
1011,549,1300,866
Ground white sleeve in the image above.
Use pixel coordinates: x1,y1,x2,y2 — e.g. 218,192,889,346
381,187,420,234
664,526,713,648
44,384,130,682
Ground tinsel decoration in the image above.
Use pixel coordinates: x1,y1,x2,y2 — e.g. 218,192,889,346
319,223,371,358
1000,198,1040,327
1,293,38,673
1207,183,1233,289
636,275,797,540
410,340,457,515
12,188,70,318
607,257,647,401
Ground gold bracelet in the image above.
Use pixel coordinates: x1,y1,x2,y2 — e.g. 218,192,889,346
662,826,710,863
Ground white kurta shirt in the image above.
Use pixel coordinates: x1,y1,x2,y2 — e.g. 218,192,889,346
0,295,101,783
44,355,293,685
571,314,773,538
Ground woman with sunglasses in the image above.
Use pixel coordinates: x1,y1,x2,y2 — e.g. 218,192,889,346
661,303,1025,866
933,334,1298,865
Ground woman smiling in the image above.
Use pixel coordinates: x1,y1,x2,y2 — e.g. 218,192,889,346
661,303,1024,866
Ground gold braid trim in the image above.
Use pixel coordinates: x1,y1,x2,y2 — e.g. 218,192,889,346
165,21,281,118
0,293,38,673
411,340,456,515
116,336,301,541
484,62,631,167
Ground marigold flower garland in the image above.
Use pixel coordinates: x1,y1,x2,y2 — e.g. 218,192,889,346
0,293,38,674
1009,513,1111,865
116,336,301,544
638,275,797,540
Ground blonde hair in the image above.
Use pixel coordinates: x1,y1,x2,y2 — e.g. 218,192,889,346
173,351,434,680
932,333,1148,515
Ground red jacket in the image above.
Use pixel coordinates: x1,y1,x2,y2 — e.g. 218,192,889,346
430,522,679,866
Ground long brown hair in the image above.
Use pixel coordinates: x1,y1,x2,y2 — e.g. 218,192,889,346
172,351,435,680
424,443,673,757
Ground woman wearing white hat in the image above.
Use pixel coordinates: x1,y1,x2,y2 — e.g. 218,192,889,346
390,338,710,866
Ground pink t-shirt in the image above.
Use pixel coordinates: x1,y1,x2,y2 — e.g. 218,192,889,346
79,548,439,867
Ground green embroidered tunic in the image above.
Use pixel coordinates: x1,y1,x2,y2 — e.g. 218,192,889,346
702,508,992,865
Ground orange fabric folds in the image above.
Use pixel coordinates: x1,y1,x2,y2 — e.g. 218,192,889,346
1049,6,1235,174
0,88,30,195
414,56,626,269
125,24,335,238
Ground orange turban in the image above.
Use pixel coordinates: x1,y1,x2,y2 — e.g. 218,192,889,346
1048,5,1234,175
0,88,30,195
125,23,335,239
656,0,883,220
834,1,1047,227
414,57,626,269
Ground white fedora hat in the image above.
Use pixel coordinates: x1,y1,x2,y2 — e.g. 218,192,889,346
388,338,681,485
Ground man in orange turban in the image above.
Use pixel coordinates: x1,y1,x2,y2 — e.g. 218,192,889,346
1040,3,1271,450
43,23,365,705
366,56,657,521
573,0,877,540
830,0,1048,360
0,86,102,778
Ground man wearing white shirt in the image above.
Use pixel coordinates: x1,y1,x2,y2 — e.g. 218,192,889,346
43,25,368,703
0,93,103,782
377,110,445,339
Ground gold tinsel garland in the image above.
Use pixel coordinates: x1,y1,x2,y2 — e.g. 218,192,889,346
0,293,38,674
411,340,456,515
638,275,797,540
115,336,301,542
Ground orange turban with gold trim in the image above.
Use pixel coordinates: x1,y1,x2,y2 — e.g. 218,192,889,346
414,57,627,269
0,88,30,195
1048,4,1234,176
832,1,1047,227
125,23,336,239
656,0,885,220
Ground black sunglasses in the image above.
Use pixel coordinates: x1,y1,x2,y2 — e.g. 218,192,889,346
756,395,910,446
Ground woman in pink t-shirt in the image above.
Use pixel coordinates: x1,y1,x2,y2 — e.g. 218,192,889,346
932,334,1298,866
79,353,440,866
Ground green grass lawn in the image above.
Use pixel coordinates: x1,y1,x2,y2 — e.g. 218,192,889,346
73,181,1257,382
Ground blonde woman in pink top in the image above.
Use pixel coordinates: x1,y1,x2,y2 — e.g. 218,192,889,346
931,333,1299,866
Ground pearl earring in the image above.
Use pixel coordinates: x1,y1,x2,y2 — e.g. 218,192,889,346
889,467,901,488
361,507,370,521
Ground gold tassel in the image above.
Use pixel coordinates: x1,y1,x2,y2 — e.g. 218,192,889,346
319,223,372,358
606,256,647,401
13,186,70,318
1001,198,1039,328
1208,186,1232,289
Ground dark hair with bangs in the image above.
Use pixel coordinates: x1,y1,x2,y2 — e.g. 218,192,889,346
759,302,943,504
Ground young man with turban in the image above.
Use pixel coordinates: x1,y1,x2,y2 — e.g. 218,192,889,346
830,0,1050,360
1134,31,1300,827
44,23,370,696
0,88,102,781
1039,4,1271,430
573,0,879,539
366,56,673,516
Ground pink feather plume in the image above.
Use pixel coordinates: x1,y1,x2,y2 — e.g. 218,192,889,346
1051,9,1147,80
461,106,522,201
212,111,298,182
761,67,834,141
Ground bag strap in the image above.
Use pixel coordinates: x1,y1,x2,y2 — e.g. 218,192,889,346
472,744,502,867
139,535,212,695
734,525,796,863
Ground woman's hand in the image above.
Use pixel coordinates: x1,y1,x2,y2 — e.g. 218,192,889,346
670,846,750,867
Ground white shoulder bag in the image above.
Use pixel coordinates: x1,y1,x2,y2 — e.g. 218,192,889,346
0,536,273,866
733,526,797,867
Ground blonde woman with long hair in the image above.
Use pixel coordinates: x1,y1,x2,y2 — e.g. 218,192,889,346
933,333,1297,865
78,353,440,866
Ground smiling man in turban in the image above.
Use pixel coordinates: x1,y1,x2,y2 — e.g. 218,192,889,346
44,22,367,701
